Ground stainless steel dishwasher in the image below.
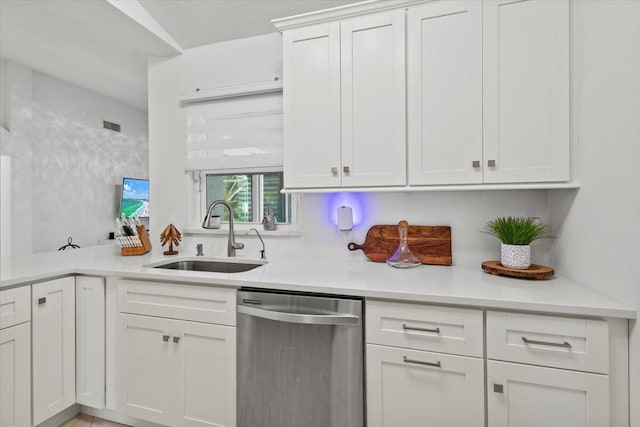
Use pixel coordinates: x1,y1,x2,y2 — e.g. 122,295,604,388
237,289,364,427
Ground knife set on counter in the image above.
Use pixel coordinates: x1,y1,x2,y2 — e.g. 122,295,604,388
116,215,152,256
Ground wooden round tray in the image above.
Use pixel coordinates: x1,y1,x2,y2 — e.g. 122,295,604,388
481,261,554,280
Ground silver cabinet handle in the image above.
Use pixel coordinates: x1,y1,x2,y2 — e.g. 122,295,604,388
472,160,480,168
403,356,441,368
343,166,350,173
331,167,338,175
402,324,440,334
494,384,504,393
173,336,180,344
522,336,572,348
38,297,46,305
488,159,496,167
238,304,359,326
162,334,170,342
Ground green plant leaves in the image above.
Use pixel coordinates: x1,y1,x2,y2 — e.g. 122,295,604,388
483,217,549,245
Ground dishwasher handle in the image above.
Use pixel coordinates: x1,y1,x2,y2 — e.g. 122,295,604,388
238,304,359,326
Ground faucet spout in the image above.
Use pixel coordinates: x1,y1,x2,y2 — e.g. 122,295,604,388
246,228,266,259
202,200,244,257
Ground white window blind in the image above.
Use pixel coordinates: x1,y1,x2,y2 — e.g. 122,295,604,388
183,92,283,171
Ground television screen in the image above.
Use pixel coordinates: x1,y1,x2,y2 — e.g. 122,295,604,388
120,178,150,218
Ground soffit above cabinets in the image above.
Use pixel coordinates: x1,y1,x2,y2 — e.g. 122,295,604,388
0,0,359,111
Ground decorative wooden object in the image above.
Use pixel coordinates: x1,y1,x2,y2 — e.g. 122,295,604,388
121,225,152,256
160,224,182,256
481,261,554,280
348,223,452,266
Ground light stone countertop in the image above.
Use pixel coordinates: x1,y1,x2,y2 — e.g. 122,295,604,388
0,244,636,319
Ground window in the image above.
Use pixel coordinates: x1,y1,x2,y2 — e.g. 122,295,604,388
205,172,291,224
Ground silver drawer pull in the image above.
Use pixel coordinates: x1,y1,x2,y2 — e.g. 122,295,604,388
162,334,170,342
38,297,46,305
402,324,440,334
522,337,572,349
173,336,180,344
403,356,441,368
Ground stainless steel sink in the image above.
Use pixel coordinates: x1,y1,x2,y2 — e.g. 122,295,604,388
147,258,265,273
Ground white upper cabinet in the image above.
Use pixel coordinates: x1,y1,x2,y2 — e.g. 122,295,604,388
340,10,406,187
283,22,341,188
409,0,570,185
407,0,483,185
278,0,572,190
282,9,406,189
483,0,570,183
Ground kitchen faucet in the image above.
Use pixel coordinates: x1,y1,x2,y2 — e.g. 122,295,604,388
202,200,244,257
245,228,266,259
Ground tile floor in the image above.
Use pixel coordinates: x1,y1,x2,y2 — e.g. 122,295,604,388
61,414,130,427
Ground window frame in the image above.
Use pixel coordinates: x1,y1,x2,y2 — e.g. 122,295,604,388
191,168,300,235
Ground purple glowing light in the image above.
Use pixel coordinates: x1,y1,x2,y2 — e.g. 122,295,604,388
326,192,367,227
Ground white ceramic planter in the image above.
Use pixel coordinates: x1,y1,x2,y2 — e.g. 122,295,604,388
501,243,531,269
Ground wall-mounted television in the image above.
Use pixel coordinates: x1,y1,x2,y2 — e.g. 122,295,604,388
120,177,150,218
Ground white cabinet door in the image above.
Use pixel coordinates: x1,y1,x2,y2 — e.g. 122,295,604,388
32,277,76,425
0,322,31,427
76,276,105,409
118,313,237,427
487,360,609,427
483,0,570,183
341,10,406,187
283,22,341,188
407,0,483,185
367,344,484,427
117,314,174,426
174,322,236,427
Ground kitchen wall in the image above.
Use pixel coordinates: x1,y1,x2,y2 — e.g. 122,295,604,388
0,59,149,255
548,2,640,424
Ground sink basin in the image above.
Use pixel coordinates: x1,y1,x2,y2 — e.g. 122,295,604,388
148,258,265,273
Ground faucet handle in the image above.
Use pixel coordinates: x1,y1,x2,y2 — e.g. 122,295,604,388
232,242,245,250
259,249,266,260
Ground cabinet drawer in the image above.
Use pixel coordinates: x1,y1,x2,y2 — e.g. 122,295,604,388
366,300,483,357
117,280,236,326
487,311,609,374
0,286,31,329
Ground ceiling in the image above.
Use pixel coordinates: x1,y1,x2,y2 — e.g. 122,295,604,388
0,0,358,111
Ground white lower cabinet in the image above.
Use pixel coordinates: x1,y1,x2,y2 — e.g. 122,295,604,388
486,310,613,427
0,322,31,427
118,314,175,425
366,344,484,427
118,314,236,427
365,300,485,427
117,280,236,427
32,277,76,425
487,360,609,427
76,276,106,409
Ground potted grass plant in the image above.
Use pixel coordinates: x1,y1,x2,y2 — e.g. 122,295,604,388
484,217,549,269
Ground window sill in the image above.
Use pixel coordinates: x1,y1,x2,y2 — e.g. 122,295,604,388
183,226,301,237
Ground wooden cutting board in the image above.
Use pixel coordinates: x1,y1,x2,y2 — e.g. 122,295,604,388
348,224,452,266
481,261,554,280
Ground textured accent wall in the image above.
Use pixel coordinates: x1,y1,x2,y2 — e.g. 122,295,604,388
0,60,148,254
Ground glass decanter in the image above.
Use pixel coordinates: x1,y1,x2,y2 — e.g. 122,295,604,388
386,220,421,268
